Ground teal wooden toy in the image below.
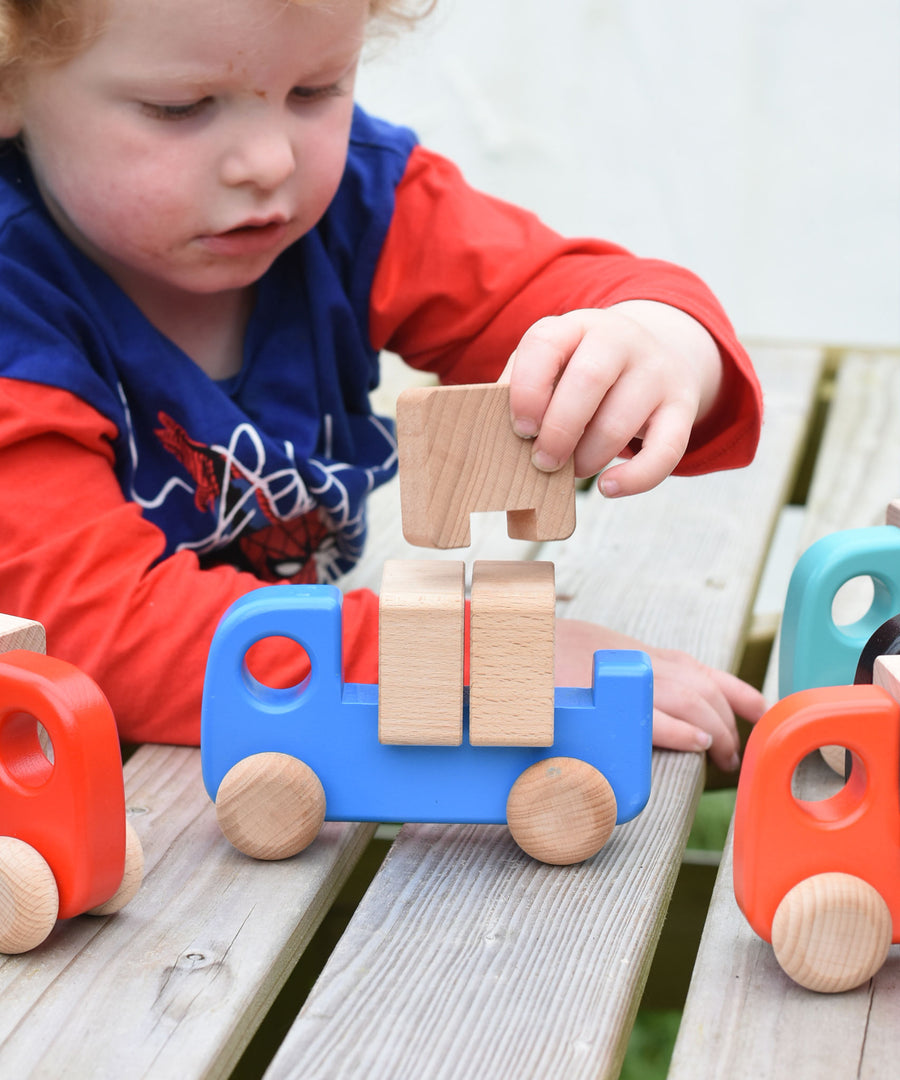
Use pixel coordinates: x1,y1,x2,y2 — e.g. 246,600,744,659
779,513,900,697
201,584,653,866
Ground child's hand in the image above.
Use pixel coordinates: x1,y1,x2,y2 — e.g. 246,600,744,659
555,618,767,772
505,301,724,497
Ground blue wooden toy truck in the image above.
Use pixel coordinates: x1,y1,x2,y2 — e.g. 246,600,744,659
201,584,653,865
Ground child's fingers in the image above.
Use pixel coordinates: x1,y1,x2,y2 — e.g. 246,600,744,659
652,667,740,770
651,712,715,756
506,314,594,439
652,710,740,773
571,387,691,493
707,667,768,724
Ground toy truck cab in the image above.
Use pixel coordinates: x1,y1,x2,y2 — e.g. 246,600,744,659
779,501,900,696
733,657,900,992
201,584,652,866
0,640,143,953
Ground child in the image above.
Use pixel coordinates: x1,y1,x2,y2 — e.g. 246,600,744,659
0,0,765,769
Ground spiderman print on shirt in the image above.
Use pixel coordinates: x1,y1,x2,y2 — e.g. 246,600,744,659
139,405,397,585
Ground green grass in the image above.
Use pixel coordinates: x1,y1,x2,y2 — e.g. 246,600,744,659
620,1010,682,1080
686,787,737,851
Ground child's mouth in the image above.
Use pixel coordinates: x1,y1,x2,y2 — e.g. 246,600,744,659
203,220,289,256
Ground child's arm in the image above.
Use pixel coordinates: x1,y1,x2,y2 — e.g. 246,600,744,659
370,145,762,479
505,300,727,497
0,379,381,746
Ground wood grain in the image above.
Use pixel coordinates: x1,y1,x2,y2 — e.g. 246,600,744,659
378,559,465,745
0,615,45,655
264,346,826,1080
265,751,704,1080
469,560,555,746
397,383,576,548
0,746,376,1078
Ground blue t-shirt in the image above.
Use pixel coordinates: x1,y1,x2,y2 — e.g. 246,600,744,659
0,107,417,583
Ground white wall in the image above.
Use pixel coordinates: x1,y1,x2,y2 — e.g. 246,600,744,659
357,0,900,347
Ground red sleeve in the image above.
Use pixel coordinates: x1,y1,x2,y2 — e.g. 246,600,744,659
370,145,762,474
0,379,380,746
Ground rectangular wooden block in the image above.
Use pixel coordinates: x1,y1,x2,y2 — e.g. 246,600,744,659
378,560,465,745
886,499,900,528
397,383,576,549
0,613,46,654
469,560,555,746
874,655,900,702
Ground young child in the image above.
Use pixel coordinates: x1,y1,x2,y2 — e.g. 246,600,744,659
0,0,765,769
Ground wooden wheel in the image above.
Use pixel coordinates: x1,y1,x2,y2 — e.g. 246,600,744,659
506,756,617,865
215,752,326,860
772,872,892,992
87,821,144,916
0,836,59,953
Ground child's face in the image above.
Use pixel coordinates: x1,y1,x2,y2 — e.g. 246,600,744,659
12,0,369,306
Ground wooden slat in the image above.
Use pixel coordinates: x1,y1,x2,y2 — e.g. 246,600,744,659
0,745,376,1078
265,345,826,1080
266,751,702,1080
670,349,900,1080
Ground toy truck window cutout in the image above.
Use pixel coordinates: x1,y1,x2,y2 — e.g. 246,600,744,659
201,582,652,866
0,620,143,954
733,653,900,993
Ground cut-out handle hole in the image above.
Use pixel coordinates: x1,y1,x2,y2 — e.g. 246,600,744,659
0,713,54,788
243,636,311,691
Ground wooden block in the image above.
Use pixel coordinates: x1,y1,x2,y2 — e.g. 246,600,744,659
886,499,900,528
469,560,555,746
378,560,465,745
873,654,900,703
397,383,576,549
0,614,46,654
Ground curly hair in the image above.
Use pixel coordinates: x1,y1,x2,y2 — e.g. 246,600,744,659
0,0,435,78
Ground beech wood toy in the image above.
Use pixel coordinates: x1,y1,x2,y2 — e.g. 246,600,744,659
200,582,652,866
396,383,576,548
779,498,900,697
0,614,142,954
733,654,900,992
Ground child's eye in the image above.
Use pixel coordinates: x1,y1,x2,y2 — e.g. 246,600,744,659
289,84,345,104
141,98,212,122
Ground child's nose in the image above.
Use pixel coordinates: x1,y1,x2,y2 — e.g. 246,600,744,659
220,127,297,191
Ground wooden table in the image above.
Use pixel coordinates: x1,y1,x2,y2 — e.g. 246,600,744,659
0,344,828,1079
669,351,900,1080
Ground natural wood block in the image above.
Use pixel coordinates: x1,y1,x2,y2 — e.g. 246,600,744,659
379,560,465,745
397,383,576,549
469,560,555,746
873,654,900,703
0,614,46,654
885,499,900,527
